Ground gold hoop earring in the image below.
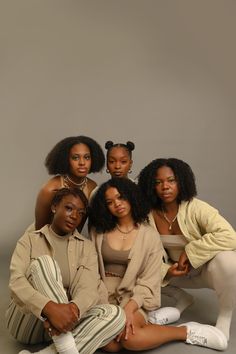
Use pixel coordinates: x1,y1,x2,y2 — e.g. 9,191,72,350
106,169,110,173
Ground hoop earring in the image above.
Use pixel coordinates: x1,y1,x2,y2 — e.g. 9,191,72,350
106,169,110,173
128,170,132,174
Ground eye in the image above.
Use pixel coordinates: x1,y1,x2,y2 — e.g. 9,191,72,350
78,210,86,217
121,160,128,164
168,177,176,183
84,155,91,160
155,180,161,185
65,206,73,212
71,155,79,161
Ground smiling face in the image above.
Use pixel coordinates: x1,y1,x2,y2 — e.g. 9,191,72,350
69,143,92,179
105,187,132,219
51,194,86,235
155,166,179,206
107,146,132,178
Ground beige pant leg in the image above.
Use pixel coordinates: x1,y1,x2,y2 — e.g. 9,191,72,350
169,250,236,339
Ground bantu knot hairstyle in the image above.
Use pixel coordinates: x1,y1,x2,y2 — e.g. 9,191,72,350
105,141,135,158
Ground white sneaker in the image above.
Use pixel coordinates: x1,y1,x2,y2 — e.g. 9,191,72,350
182,321,228,351
148,307,180,325
19,351,32,354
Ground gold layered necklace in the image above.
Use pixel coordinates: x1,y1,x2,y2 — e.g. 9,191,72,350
64,175,87,190
162,207,178,231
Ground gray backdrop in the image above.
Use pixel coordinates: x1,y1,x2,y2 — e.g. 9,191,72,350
1,0,235,251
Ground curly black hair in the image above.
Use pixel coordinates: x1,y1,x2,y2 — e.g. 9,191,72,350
89,178,150,233
138,158,197,210
105,140,135,159
45,136,105,175
51,187,88,211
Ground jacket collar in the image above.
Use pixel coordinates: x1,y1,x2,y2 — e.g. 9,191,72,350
34,224,85,241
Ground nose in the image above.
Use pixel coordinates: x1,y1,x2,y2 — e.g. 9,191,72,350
162,181,170,190
114,198,121,207
70,209,77,219
114,162,121,169
78,158,85,165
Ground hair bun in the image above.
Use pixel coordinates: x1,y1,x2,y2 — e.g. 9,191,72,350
105,141,114,150
126,141,135,151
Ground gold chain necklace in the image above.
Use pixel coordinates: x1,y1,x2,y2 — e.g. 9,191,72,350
162,208,178,231
116,225,135,240
64,175,87,190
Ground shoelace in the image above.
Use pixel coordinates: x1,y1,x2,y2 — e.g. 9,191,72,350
189,330,207,346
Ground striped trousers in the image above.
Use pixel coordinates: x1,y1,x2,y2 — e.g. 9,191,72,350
6,255,125,354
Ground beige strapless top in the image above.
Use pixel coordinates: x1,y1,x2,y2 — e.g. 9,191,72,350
161,234,187,262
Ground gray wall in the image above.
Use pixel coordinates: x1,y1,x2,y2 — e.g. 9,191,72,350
1,0,235,251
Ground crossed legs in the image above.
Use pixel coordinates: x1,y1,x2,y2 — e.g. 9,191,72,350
6,255,125,354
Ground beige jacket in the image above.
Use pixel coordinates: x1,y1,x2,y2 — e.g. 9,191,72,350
9,225,101,319
149,198,236,280
91,223,163,311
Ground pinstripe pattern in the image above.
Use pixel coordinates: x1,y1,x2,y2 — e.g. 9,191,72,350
73,304,125,354
6,255,125,352
30,256,68,303
6,302,49,344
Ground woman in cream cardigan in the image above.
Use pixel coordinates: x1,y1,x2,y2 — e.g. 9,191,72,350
138,158,236,348
89,177,227,351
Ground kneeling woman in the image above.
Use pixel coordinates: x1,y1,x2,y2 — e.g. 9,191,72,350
6,188,125,354
89,178,227,351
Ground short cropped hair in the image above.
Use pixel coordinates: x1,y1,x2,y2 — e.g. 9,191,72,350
51,188,88,210
89,178,149,233
45,136,105,175
138,158,197,209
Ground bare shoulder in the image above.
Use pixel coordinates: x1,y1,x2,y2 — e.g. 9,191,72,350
37,176,62,197
87,177,97,192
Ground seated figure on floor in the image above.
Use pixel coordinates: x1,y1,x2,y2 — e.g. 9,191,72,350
88,177,228,352
6,188,125,354
138,157,236,345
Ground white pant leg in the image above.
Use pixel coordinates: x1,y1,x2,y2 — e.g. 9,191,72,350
168,251,236,339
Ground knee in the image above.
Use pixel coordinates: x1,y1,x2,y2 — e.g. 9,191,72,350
208,251,236,292
29,255,52,271
103,340,122,352
120,331,143,351
208,251,236,278
29,255,58,275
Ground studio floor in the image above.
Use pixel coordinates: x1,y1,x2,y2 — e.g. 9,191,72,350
1,252,235,354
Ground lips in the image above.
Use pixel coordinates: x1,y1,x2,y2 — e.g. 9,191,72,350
116,207,125,213
65,221,76,229
161,193,172,199
77,169,87,174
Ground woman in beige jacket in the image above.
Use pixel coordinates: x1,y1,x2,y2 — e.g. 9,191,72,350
138,158,236,348
89,177,227,351
6,188,125,354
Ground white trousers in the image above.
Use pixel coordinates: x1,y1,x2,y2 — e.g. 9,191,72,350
165,250,236,339
6,255,125,354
